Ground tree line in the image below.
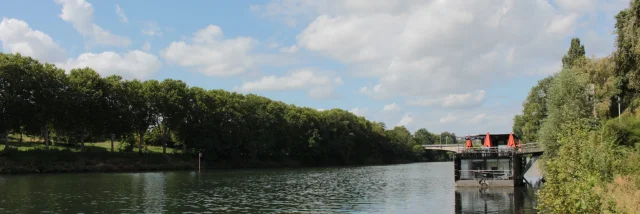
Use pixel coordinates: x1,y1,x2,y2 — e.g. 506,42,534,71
513,1,640,212
0,52,456,165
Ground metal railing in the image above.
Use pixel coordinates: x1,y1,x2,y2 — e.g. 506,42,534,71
422,144,463,150
458,147,514,154
519,143,544,154
455,143,543,154
458,170,513,180
422,143,544,154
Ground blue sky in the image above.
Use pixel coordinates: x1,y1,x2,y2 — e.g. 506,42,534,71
0,0,630,136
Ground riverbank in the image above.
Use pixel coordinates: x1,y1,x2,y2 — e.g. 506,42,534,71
0,149,425,174
0,149,196,174
0,162,538,213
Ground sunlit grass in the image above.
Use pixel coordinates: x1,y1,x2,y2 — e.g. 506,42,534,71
1,134,180,154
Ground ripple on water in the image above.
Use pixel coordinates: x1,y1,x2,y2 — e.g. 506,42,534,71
0,162,538,213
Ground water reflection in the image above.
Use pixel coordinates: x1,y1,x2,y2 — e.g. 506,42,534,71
455,187,539,214
0,162,539,213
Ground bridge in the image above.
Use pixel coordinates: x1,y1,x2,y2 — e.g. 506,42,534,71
434,143,545,187
421,144,462,153
422,143,544,155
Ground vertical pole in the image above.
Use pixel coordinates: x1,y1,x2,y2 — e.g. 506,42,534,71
110,133,115,153
198,152,202,172
590,84,596,120
509,157,512,179
618,96,621,122
454,156,461,181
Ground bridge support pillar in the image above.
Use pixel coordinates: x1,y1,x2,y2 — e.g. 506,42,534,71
454,155,461,181
512,153,524,186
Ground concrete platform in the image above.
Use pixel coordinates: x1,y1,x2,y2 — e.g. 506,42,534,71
455,179,514,187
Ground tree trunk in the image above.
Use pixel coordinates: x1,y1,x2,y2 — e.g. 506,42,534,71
44,124,50,151
3,130,8,150
162,141,167,154
162,127,168,154
110,134,115,152
80,135,85,152
138,131,144,154
80,128,86,152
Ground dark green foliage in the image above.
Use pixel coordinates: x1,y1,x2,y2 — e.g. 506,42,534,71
513,76,555,143
0,148,194,173
538,68,594,157
413,128,437,144
562,38,586,69
519,2,640,212
439,132,457,144
516,38,585,144
604,117,640,147
0,52,447,167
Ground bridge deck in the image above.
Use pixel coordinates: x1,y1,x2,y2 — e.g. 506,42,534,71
422,143,543,154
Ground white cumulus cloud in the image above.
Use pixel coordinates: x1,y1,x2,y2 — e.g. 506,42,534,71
141,21,162,37
468,113,487,124
55,0,131,47
0,18,66,62
161,25,258,76
407,90,487,109
115,4,128,23
141,41,151,51
359,84,387,99
439,113,457,124
383,102,401,112
57,50,162,80
396,113,414,127
236,69,342,99
257,0,628,101
350,107,368,116
280,45,298,53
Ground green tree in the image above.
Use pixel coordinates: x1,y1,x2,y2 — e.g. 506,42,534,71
0,51,444,166
439,132,457,144
156,79,189,154
562,38,586,69
67,68,106,151
122,80,155,154
102,75,133,152
512,115,525,139
513,76,555,143
614,0,640,113
413,128,436,144
31,63,67,151
538,68,594,157
0,53,30,149
386,126,412,145
0,54,66,150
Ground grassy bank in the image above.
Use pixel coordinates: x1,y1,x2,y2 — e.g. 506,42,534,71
0,135,430,174
0,134,179,153
0,149,195,174
0,148,422,174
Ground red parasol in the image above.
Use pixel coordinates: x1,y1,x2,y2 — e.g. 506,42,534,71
517,139,522,151
465,136,472,148
507,133,516,147
483,132,492,147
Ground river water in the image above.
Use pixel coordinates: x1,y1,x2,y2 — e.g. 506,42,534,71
0,162,538,213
